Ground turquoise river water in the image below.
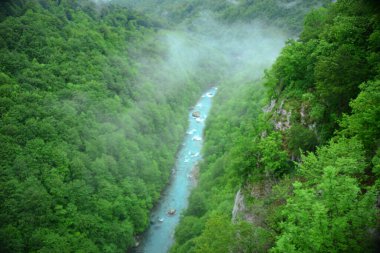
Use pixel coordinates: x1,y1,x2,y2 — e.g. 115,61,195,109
134,87,217,253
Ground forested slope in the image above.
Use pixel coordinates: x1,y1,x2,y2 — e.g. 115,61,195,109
0,0,212,252
172,0,380,252
119,0,331,34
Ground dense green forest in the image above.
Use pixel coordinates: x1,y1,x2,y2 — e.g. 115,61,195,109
171,0,380,252
1,0,379,252
0,0,216,252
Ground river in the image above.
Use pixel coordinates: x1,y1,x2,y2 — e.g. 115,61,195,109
134,87,217,253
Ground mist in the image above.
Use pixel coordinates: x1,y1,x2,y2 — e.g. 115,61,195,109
132,10,288,102
183,12,288,81
90,0,111,4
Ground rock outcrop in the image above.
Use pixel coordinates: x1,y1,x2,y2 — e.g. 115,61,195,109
192,111,201,118
232,189,245,223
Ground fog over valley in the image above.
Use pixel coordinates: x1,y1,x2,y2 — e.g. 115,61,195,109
0,1,378,253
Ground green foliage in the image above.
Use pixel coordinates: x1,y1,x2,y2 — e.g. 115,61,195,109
185,191,208,217
300,7,328,41
194,214,235,253
286,124,318,157
272,167,376,253
0,0,211,252
271,136,377,252
174,216,204,246
299,138,367,181
265,0,380,143
188,213,272,253
372,149,380,177
258,132,289,177
340,80,380,154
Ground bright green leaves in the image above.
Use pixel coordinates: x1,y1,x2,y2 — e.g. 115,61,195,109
340,80,380,154
269,39,317,96
174,216,204,246
194,214,235,253
372,150,380,178
258,132,289,177
273,167,376,253
185,191,208,217
299,138,366,181
265,0,380,144
191,214,272,253
301,7,328,41
274,133,377,252
323,15,369,45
